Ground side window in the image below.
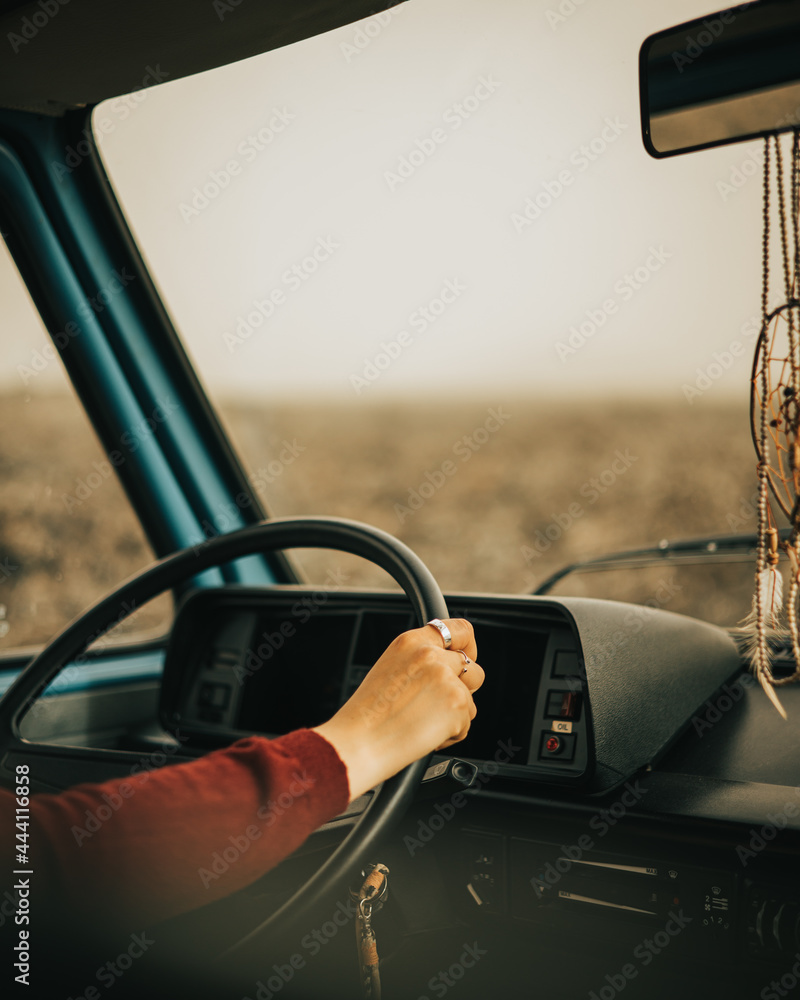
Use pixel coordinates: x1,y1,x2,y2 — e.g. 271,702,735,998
0,239,171,653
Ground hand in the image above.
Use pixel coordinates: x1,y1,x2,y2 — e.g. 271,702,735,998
312,618,484,801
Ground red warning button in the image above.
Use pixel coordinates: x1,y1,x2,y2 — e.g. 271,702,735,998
539,730,576,762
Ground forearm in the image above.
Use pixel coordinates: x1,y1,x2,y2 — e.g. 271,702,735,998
1,729,348,925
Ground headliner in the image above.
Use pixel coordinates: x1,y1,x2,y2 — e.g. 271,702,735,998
0,0,406,115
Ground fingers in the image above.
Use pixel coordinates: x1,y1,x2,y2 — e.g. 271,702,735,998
448,648,485,693
390,617,483,749
421,617,483,695
425,617,477,659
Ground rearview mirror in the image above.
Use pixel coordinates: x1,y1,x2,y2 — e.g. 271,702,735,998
640,0,800,158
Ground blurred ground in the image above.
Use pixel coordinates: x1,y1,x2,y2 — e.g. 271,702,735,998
0,390,761,651
0,391,170,650
223,394,759,590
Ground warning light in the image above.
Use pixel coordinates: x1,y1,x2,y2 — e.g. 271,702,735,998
546,736,561,753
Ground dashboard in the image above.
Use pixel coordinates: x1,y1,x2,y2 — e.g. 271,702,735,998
6,584,800,996
155,585,800,993
161,589,591,783
160,586,740,794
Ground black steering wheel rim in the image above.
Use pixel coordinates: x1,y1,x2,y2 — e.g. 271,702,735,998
0,516,449,956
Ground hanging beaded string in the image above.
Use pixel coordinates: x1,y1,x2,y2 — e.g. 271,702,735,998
774,136,794,679
748,133,785,716
748,131,800,714
777,130,800,686
755,130,770,629
793,130,800,300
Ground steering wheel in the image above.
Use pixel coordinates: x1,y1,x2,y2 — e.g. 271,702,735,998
0,516,449,958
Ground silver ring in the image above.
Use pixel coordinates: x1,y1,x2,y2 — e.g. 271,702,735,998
460,665,469,676
426,618,452,649
455,650,470,664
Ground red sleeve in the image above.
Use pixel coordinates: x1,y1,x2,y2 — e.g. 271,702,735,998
1,729,349,925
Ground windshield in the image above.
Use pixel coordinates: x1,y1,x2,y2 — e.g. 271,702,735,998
94,0,768,623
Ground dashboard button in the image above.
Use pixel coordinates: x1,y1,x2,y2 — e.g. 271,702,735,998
545,690,582,719
539,730,576,762
552,649,580,678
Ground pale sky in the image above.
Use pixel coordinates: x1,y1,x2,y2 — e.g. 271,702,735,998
0,0,777,403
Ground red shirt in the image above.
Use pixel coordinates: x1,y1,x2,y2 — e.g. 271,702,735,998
1,729,349,925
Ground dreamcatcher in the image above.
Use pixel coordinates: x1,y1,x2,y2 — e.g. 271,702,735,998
746,130,800,717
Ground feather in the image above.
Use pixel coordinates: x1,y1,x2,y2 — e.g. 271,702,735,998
759,564,783,622
740,566,788,719
740,567,783,653
740,566,783,628
758,668,789,720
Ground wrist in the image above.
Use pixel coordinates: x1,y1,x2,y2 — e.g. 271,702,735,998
312,718,385,802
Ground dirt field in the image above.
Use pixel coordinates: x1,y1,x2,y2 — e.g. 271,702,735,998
0,389,761,650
